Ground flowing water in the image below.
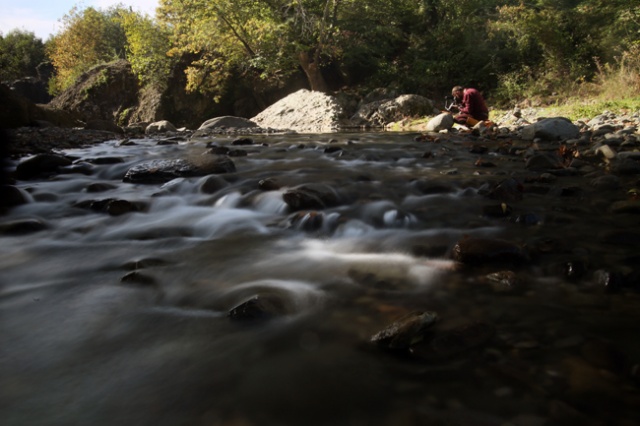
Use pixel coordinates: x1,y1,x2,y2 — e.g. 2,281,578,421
2,132,640,426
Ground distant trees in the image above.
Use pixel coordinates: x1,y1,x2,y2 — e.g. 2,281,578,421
157,0,347,94
47,6,128,93
0,30,46,81
121,12,172,88
7,0,637,103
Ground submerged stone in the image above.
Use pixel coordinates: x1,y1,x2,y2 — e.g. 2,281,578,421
452,237,529,265
370,311,439,350
14,154,72,180
123,156,236,184
227,295,286,321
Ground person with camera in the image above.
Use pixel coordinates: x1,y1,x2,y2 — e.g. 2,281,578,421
449,85,489,126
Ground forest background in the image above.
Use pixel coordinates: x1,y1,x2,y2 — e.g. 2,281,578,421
1,0,639,120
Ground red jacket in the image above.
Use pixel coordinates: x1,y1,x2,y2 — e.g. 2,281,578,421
458,88,488,121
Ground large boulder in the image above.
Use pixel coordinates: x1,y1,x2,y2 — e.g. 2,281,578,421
9,77,52,104
0,83,78,129
351,94,438,127
251,89,346,133
425,113,454,132
123,156,236,184
49,59,139,126
521,117,580,141
198,116,259,130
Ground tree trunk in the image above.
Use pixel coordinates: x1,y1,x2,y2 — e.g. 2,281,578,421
298,51,329,92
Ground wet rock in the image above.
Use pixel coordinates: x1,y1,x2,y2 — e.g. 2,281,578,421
199,175,229,194
81,156,125,165
145,120,177,134
598,231,640,254
60,162,96,175
0,185,29,209
609,200,640,214
563,260,589,281
123,156,236,184
14,153,72,180
282,184,339,211
580,339,628,374
74,198,144,215
595,144,617,160
425,113,454,132
204,145,229,155
231,137,254,145
452,237,529,265
288,211,325,232
86,182,118,193
521,117,580,141
525,153,565,171
0,218,48,235
199,116,258,131
483,270,519,292
121,271,157,286
611,158,640,175
484,177,524,201
590,175,620,190
258,178,280,191
85,119,123,134
227,295,286,321
324,146,343,154
370,311,439,350
410,321,495,362
593,269,627,293
482,203,513,218
122,257,170,271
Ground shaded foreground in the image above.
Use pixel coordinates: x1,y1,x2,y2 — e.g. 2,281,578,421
1,129,640,426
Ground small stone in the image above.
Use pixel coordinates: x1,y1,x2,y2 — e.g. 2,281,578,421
121,271,156,286
227,295,285,321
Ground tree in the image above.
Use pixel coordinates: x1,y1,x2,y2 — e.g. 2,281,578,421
47,6,128,93
121,11,173,88
158,0,353,94
0,30,46,81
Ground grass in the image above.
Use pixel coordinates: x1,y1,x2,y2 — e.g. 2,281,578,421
541,97,640,121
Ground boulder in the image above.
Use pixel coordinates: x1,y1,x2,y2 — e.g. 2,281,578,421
85,119,124,134
123,156,236,184
145,120,177,134
9,77,52,104
352,94,438,127
14,154,72,180
452,237,529,265
525,152,565,171
198,116,258,130
49,59,139,124
521,117,580,141
425,113,454,132
251,89,345,133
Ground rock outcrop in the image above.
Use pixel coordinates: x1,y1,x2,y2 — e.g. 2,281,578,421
251,89,347,133
351,94,439,127
49,59,139,127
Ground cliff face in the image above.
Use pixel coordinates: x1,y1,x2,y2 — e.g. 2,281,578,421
48,59,140,125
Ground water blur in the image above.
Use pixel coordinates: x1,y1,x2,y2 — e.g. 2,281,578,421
2,132,639,426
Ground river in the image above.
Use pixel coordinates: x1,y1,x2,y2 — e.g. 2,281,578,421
2,131,639,425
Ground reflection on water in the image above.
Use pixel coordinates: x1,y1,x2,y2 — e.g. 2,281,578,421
1,133,640,425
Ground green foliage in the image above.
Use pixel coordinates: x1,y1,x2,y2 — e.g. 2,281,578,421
0,30,46,81
121,11,173,88
47,6,128,94
487,1,640,104
13,0,635,110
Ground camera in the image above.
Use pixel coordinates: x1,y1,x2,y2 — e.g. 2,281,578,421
444,96,458,112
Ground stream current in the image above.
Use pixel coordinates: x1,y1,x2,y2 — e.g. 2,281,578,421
2,132,640,426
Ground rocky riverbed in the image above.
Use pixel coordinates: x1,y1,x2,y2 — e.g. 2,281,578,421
1,108,640,426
